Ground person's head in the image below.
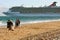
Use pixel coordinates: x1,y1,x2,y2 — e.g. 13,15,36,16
8,20,10,21
8,19,12,22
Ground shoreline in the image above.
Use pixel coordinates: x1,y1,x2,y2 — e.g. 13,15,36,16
0,19,60,27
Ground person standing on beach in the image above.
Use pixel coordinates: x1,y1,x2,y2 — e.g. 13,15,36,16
7,20,14,30
15,19,20,27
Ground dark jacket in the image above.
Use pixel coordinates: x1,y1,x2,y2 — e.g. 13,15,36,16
7,20,13,28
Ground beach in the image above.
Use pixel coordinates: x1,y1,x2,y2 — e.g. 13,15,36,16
0,21,60,40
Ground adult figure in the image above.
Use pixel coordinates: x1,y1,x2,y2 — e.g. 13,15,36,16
7,20,13,30
15,19,20,27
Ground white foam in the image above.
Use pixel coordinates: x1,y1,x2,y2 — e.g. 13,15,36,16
21,19,60,25
0,21,6,26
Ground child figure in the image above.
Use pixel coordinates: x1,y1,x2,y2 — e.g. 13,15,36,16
15,19,20,27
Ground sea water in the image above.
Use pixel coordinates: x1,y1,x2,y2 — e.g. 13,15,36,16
0,15,60,26
0,12,60,26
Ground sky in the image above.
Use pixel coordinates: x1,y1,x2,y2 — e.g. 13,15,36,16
0,0,60,8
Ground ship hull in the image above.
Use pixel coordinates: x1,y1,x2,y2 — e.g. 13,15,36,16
3,12,60,16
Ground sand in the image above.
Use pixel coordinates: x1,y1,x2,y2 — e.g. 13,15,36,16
0,21,60,40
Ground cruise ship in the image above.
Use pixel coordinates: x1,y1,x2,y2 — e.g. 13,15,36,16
3,2,60,16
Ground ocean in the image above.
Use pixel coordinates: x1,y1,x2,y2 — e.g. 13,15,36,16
0,15,60,26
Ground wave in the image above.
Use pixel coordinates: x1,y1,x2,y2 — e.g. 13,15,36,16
21,19,60,24
0,19,60,26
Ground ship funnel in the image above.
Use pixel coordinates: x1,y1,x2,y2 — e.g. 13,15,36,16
49,2,57,7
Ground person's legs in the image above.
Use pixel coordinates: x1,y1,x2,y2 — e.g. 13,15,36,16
9,26,11,30
16,23,18,27
7,25,9,28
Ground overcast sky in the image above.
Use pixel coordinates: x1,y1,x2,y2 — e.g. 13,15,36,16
0,0,60,8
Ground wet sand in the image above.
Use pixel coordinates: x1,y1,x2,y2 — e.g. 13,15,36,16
0,21,60,40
